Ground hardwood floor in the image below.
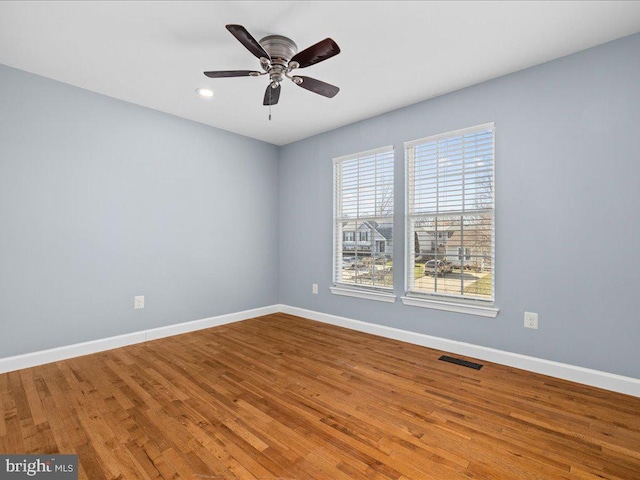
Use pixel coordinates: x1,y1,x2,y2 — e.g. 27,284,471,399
1,313,639,479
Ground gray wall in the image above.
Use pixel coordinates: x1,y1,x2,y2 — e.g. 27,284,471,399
278,33,640,378
2,34,639,379
0,64,279,357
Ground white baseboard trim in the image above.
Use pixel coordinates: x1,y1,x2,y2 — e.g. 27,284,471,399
3,304,638,398
0,305,280,374
278,305,640,398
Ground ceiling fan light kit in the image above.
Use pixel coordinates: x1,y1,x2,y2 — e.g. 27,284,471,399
204,24,340,109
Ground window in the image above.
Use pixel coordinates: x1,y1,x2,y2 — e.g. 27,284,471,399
332,146,395,302
404,123,497,315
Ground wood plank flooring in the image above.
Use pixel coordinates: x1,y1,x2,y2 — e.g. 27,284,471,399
1,313,639,479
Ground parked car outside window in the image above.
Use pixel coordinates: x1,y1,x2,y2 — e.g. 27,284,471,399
424,259,452,277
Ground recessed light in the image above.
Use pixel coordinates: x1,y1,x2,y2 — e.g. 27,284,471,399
196,87,214,98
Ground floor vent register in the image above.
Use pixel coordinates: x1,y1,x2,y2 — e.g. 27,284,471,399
438,355,483,370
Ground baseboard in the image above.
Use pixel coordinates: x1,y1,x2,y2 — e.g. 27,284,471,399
278,304,640,398
0,305,280,374
3,303,638,398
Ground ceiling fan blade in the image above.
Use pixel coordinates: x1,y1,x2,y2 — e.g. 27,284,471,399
290,38,340,68
263,84,281,106
226,24,271,60
293,76,339,98
204,70,260,78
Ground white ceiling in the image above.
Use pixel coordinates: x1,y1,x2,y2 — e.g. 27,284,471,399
1,1,640,146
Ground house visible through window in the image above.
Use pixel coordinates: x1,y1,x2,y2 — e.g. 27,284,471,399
333,146,394,295
405,123,495,303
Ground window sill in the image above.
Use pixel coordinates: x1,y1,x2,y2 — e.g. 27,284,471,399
330,286,397,303
400,295,499,318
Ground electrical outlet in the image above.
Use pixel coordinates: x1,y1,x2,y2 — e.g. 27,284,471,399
524,311,538,329
134,295,145,309
312,283,318,294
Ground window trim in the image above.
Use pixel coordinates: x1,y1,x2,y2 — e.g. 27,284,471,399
400,294,499,317
404,123,497,314
331,286,397,303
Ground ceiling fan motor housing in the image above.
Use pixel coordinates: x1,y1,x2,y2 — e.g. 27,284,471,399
259,35,298,62
259,35,298,86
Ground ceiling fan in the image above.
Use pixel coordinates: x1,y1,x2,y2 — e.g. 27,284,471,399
204,24,341,106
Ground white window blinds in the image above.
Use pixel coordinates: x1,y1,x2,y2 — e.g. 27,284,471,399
405,123,495,302
333,146,394,291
